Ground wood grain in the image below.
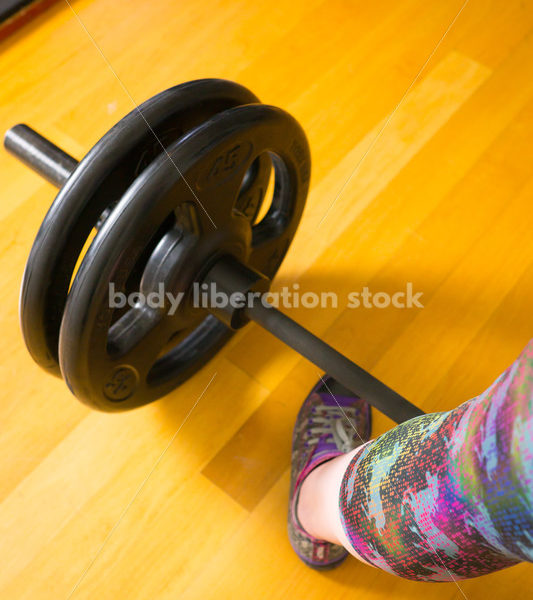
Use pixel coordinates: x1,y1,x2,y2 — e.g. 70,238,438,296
0,0,531,598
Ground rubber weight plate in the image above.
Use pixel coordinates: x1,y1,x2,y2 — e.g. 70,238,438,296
20,79,270,375
60,103,311,411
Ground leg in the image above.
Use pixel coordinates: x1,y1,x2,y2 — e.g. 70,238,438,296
291,340,533,580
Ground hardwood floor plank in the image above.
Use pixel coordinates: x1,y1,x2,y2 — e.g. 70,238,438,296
1,1,531,597
228,35,533,391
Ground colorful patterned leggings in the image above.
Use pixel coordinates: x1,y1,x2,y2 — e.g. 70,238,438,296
339,340,533,581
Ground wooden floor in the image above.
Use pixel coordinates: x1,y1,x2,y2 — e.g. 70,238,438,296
1,0,532,598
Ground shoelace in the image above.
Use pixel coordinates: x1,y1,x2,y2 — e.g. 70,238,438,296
305,405,358,453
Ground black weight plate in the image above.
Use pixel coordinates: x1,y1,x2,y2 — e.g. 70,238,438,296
20,79,270,375
60,103,310,411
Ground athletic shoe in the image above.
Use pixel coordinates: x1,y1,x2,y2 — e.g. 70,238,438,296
287,375,371,569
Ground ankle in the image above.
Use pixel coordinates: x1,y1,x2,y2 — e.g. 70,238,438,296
296,449,360,544
297,461,334,541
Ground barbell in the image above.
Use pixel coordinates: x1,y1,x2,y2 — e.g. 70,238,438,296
4,78,424,423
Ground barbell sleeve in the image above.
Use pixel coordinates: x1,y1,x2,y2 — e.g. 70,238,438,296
4,124,78,187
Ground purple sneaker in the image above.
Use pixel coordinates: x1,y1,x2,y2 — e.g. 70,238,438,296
288,375,371,570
